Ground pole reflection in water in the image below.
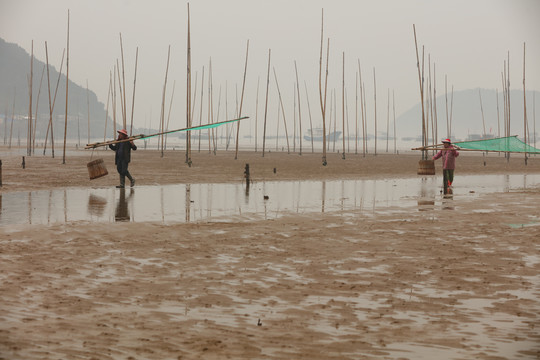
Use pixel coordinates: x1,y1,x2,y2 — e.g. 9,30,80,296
0,174,538,226
185,184,191,223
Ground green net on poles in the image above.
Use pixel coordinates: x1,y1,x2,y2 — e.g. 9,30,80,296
454,136,540,153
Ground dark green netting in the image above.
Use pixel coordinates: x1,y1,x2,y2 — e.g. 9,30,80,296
454,136,540,153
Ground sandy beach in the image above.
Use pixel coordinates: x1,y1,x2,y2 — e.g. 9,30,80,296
1,147,539,359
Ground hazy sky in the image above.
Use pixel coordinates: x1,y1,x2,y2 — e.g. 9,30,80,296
1,0,539,134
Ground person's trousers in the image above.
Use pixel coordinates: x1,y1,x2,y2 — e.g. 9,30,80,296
443,169,454,185
117,161,134,187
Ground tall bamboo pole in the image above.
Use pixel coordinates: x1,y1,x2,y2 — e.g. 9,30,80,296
386,88,390,152
234,40,249,159
304,81,314,153
207,58,212,153
393,90,396,153
412,24,426,160
103,73,112,143
479,89,486,138
186,3,192,165
273,68,290,154
319,9,328,166
86,80,90,144
9,91,15,149
62,9,69,165
44,43,64,157
119,33,128,130
33,64,45,154
160,45,171,157
294,61,302,155
254,76,260,152
341,52,345,159
358,60,366,156
164,80,176,150
523,42,527,164
198,66,205,152
355,71,358,155
113,64,117,137
27,40,33,157
130,47,138,136
373,67,377,155
262,49,271,157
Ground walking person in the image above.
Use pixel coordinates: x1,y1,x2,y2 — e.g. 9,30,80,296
109,129,137,188
433,138,459,192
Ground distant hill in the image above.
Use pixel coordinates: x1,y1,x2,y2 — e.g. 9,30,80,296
396,88,540,142
0,37,130,142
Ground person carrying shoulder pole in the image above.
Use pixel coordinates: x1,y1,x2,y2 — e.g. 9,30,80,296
109,129,137,188
433,138,459,191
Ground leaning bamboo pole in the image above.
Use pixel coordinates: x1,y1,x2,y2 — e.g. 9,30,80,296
62,10,70,164
103,73,112,144
386,88,390,153
294,61,302,155
273,68,290,154
164,80,176,150
44,43,64,157
130,47,138,136
262,49,271,157
412,24,426,160
33,64,45,154
119,33,128,130
27,40,33,157
234,40,249,159
304,81,314,153
160,45,171,157
198,66,205,152
358,60,366,156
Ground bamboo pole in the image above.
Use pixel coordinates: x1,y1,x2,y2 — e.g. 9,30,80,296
412,24,426,160
479,89,486,138
86,80,90,144
62,9,69,165
254,76,260,152
186,3,192,165
342,52,345,159
103,72,112,144
358,60,366,156
234,40,249,159
164,80,176,150
27,40,33,157
304,81,314,153
386,88,390,152
9,91,15,149
160,45,171,157
130,47,138,136
198,66,205,152
294,61,302,155
273,68,290,154
43,43,64,157
373,67,377,156
393,90,397,153
355,71,358,155
293,81,296,153
207,58,212,154
523,42,527,164
113,64,117,137
119,33,127,130
262,49,271,157
33,64,45,154
319,9,328,166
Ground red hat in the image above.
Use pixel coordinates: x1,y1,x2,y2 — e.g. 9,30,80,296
442,138,451,143
118,129,128,136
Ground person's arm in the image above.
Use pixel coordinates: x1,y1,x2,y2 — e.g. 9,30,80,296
109,143,117,151
130,141,137,151
433,150,442,160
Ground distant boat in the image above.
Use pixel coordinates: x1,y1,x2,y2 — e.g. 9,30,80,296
304,128,342,141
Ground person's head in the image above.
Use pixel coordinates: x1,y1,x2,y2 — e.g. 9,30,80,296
117,129,128,139
442,138,451,148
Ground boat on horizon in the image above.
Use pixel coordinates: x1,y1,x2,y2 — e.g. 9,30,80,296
304,128,342,142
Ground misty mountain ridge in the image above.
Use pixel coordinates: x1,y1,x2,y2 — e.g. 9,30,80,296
1,37,539,145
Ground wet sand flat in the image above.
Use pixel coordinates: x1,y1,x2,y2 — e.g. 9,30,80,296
1,148,540,359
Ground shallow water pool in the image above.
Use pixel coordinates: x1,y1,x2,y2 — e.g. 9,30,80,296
0,174,538,226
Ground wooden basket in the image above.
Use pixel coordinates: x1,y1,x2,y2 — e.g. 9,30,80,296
417,159,435,175
87,158,108,180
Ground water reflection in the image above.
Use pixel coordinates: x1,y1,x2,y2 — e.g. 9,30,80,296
0,174,538,226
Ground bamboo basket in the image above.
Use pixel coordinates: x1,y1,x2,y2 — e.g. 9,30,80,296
417,159,435,175
87,158,108,180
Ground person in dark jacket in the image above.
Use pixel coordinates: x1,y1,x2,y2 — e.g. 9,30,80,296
109,129,137,188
